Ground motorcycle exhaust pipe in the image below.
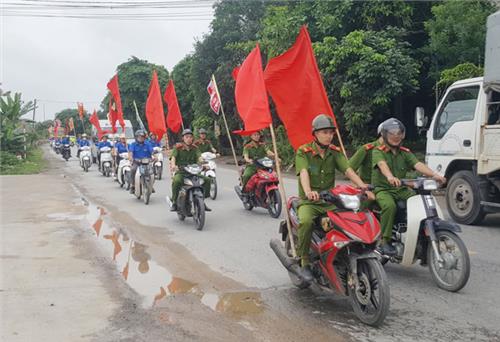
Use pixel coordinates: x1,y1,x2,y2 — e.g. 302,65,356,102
234,185,244,200
269,238,303,276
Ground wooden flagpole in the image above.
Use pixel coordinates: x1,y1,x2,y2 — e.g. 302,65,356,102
211,75,239,170
268,123,297,258
335,127,347,158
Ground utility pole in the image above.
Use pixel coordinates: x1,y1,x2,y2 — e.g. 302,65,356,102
32,99,37,128
43,104,46,122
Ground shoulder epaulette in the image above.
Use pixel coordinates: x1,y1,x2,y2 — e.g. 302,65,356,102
244,142,255,149
377,145,390,152
328,144,341,152
400,146,411,152
364,143,375,151
174,143,184,150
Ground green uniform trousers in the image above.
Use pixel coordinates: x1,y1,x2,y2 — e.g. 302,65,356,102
171,172,211,203
241,165,257,189
375,188,415,241
297,201,336,261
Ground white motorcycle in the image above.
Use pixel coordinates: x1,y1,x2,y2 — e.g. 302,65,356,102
152,147,164,180
99,146,113,177
201,152,217,200
377,178,470,292
133,158,154,205
79,146,92,172
116,153,132,190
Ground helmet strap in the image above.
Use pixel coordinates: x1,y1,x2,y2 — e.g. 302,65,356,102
314,138,329,150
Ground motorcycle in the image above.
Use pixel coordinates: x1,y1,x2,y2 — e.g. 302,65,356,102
376,178,470,292
201,152,217,200
234,157,281,218
171,164,207,231
79,146,92,172
99,146,113,177
270,185,390,326
152,147,164,180
116,153,132,190
61,144,71,161
133,158,154,205
54,142,61,155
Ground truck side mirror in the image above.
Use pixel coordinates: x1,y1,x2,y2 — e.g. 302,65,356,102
415,107,426,127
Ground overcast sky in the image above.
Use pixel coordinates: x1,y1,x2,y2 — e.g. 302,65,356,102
1,2,214,121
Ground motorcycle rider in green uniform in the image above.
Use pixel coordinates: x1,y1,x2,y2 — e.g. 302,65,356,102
241,130,276,190
194,128,217,154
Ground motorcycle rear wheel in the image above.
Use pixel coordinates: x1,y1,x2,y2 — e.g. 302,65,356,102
209,178,217,200
193,196,205,231
267,189,282,218
428,230,470,292
349,258,390,327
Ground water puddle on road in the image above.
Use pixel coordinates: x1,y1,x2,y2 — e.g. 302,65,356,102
84,203,264,316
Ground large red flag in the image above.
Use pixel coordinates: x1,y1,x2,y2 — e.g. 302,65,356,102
233,44,272,135
54,119,61,138
107,74,125,132
264,26,337,150
163,79,183,134
89,110,105,139
145,70,167,140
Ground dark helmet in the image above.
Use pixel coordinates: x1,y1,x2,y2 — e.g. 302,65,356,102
198,128,207,134
312,114,336,134
135,129,146,138
181,129,193,136
380,117,406,147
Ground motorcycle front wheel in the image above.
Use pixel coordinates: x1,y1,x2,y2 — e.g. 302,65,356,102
143,179,151,205
349,258,390,327
209,178,217,200
428,230,470,292
193,196,205,231
267,189,282,218
125,171,131,190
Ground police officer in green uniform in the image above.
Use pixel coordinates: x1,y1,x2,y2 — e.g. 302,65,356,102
349,122,385,184
372,118,446,255
194,128,217,154
241,131,275,190
295,114,373,280
169,129,211,212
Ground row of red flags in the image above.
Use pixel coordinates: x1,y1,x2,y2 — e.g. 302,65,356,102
72,25,335,149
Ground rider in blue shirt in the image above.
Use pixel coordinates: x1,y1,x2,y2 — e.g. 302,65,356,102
77,134,90,157
128,130,154,193
113,133,128,173
147,133,161,148
97,135,112,169
61,135,70,145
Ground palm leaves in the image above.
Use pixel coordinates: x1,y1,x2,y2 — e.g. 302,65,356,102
0,92,34,154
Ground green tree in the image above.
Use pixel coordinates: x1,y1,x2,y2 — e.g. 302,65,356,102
436,63,484,98
102,56,169,130
425,0,496,71
0,91,35,154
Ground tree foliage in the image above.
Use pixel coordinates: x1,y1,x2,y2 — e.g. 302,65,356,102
0,91,35,154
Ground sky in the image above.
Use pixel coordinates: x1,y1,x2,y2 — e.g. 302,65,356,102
0,1,214,121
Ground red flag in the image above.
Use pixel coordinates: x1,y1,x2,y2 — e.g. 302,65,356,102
64,119,70,135
89,110,106,139
145,70,167,139
207,77,221,115
54,119,61,138
108,98,118,133
163,79,183,134
107,74,125,132
233,44,272,135
264,26,337,150
77,102,85,120
69,117,75,133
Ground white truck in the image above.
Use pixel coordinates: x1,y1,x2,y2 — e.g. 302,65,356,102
91,119,135,162
416,11,500,225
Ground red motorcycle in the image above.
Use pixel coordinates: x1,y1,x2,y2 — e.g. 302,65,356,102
270,185,390,326
234,157,281,218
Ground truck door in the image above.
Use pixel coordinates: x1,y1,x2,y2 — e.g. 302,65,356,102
426,85,480,172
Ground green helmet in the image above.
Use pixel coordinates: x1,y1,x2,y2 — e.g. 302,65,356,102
182,129,193,136
198,128,207,134
311,114,335,134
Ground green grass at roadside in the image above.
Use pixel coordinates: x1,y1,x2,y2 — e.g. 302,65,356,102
0,148,46,175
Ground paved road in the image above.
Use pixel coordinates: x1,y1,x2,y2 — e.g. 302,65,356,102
57,146,500,341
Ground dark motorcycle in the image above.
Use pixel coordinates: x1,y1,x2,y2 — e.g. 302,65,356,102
54,142,61,154
61,144,71,161
173,164,207,231
234,157,281,218
133,158,154,205
270,185,390,326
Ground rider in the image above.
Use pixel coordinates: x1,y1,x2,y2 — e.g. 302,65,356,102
349,122,385,184
77,133,90,158
241,130,275,191
194,128,217,154
148,133,162,148
61,135,70,145
97,135,113,170
128,130,154,194
169,129,211,212
113,133,128,172
372,118,446,255
295,114,372,280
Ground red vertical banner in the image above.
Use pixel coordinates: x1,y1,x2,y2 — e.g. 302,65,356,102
207,77,221,115
163,79,183,134
145,70,167,140
107,74,125,132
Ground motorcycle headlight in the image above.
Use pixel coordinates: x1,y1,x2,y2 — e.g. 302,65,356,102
141,158,151,164
208,161,216,169
422,179,438,190
184,178,193,186
185,165,202,175
338,194,361,210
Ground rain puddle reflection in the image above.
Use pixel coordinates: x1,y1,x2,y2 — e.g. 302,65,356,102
85,204,264,316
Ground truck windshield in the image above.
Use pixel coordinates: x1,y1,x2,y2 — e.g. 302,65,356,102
434,86,479,139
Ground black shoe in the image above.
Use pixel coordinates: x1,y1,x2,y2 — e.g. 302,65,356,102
152,188,156,193
380,241,397,256
204,204,212,212
170,204,177,212
130,187,135,194
297,265,313,282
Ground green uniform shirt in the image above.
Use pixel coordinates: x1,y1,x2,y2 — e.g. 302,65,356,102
295,142,349,200
171,142,201,167
243,141,269,161
194,139,214,153
372,144,419,191
348,139,381,184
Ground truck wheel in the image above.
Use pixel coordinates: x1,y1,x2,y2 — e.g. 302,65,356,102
446,170,486,225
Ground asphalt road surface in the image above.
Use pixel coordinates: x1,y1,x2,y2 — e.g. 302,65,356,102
42,146,500,341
